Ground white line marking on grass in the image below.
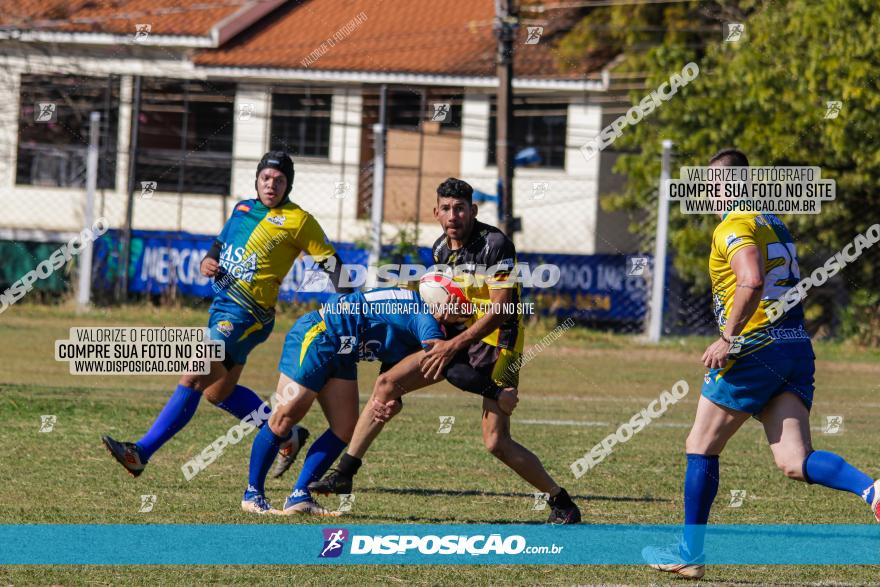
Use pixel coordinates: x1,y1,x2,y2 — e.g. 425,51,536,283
517,419,609,426
386,392,679,404
651,422,692,428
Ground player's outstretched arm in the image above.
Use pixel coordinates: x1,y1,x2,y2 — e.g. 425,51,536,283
702,245,764,369
421,287,514,380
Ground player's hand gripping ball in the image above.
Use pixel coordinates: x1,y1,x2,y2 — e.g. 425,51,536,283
419,271,471,323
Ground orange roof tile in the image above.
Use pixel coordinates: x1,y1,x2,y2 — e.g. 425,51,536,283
3,0,613,79
1,0,246,38
193,0,610,79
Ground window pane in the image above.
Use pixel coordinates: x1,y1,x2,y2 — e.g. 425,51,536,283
270,89,332,158
424,89,463,131
135,79,235,195
383,89,463,131
487,98,568,169
17,74,120,189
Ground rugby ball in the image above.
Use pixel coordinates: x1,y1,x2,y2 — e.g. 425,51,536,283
418,271,469,307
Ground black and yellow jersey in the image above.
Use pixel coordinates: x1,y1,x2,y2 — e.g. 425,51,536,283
431,220,523,352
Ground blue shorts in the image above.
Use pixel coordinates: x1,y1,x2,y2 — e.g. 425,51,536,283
702,350,815,415
277,311,356,392
208,300,274,366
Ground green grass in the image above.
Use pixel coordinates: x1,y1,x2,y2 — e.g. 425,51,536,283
1,305,879,585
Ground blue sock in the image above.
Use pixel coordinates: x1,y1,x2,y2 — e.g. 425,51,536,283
136,385,201,462
248,425,291,495
681,453,719,561
290,429,347,504
804,450,875,503
216,384,267,424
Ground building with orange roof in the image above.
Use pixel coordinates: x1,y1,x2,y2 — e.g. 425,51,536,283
0,0,641,255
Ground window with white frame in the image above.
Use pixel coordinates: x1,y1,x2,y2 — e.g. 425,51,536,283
16,74,120,189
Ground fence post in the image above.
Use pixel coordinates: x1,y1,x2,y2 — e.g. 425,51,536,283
77,111,101,310
367,85,387,284
648,139,673,342
119,75,141,302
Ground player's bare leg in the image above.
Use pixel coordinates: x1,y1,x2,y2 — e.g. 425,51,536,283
761,391,880,520
317,379,359,444
351,351,432,457
481,395,554,491
480,394,580,523
309,351,433,495
267,374,318,437
198,362,243,403
685,395,751,455
760,391,812,480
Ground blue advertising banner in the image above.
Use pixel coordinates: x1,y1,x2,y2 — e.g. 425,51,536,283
519,252,650,322
91,230,651,322
91,230,366,303
1,524,877,565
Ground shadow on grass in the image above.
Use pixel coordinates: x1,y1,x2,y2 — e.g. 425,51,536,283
360,486,669,503
335,512,548,524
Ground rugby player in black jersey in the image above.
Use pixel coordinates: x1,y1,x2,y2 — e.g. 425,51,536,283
310,178,580,524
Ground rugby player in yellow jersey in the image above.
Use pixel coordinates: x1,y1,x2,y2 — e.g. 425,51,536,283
102,152,346,480
309,178,581,524
645,149,880,579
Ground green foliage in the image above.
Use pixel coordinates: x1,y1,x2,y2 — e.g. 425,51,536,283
353,224,422,267
383,224,422,265
353,224,423,291
840,288,880,346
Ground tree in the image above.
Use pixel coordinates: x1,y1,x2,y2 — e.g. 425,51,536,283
558,0,880,342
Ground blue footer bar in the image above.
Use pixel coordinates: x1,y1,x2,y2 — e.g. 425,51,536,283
1,524,877,565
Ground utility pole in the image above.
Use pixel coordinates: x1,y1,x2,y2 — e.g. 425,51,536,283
495,0,518,236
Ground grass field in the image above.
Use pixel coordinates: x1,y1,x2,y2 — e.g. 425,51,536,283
1,303,879,586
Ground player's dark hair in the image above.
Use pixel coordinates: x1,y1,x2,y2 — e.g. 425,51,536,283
709,148,749,167
437,177,473,203
255,151,295,199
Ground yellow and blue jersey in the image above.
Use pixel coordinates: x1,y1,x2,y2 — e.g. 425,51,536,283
709,212,812,358
214,198,336,322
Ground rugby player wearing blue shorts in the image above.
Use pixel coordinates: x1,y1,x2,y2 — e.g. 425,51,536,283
310,178,581,524
102,152,345,477
645,149,880,579
241,287,465,514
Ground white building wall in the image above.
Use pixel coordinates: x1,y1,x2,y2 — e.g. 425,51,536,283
0,51,619,256
453,93,604,255
0,66,18,195
0,53,205,238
